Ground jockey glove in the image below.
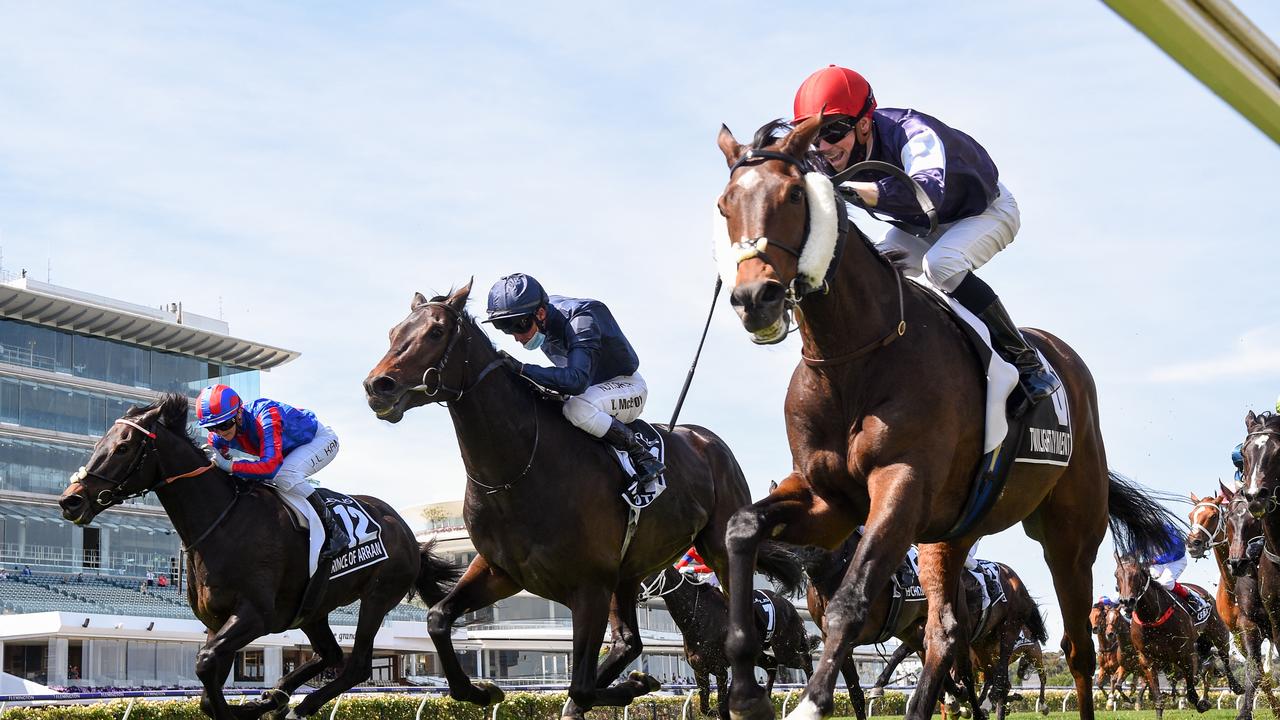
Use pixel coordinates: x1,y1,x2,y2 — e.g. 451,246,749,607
497,350,524,376
205,447,234,473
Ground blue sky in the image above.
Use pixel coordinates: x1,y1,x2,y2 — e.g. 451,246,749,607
2,2,1278,642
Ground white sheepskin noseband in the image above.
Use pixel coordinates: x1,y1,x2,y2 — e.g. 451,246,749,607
712,171,840,293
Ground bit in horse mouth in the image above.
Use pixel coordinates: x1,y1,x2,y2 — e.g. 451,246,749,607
750,312,789,345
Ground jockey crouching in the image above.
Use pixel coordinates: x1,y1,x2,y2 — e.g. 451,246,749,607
196,384,350,562
794,65,1060,408
1148,521,1190,602
484,273,664,485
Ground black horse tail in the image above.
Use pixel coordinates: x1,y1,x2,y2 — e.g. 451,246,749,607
757,541,806,598
1107,471,1182,559
412,540,461,607
1025,600,1050,645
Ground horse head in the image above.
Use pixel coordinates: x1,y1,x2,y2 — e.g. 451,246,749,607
58,393,193,525
1089,602,1107,638
1103,604,1128,646
364,280,494,423
1241,410,1280,518
1186,491,1226,559
1112,554,1151,612
1222,481,1266,577
715,116,841,344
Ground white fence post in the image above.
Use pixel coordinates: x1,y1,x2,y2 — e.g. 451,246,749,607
328,694,342,720
490,701,502,720
781,690,795,716
121,698,136,720
681,689,695,720
1061,689,1074,713
415,695,429,720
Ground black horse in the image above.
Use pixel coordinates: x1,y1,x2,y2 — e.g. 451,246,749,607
642,567,812,718
364,282,803,719
58,394,458,720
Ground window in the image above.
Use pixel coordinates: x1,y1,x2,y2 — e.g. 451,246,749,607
235,650,265,681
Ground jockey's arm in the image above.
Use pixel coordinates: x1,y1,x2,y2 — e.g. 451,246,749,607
859,118,948,217
520,311,602,396
229,406,286,480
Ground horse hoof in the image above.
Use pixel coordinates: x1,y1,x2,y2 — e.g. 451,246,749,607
866,687,885,699
474,680,504,706
1196,699,1210,713
783,696,823,720
730,695,779,720
628,670,661,694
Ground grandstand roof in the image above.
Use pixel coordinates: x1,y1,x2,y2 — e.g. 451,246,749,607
0,277,298,371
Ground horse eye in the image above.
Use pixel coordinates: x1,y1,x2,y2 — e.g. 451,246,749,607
789,187,804,203
113,444,129,455
428,327,445,340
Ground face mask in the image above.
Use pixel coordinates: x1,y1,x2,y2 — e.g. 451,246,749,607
522,331,545,351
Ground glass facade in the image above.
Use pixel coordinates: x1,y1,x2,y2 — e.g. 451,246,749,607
0,313,263,574
0,318,259,397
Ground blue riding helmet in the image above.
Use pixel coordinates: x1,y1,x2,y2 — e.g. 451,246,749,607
484,273,548,322
1233,443,1244,471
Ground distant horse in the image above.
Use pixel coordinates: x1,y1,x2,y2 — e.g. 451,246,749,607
714,116,1176,720
1114,555,1241,719
1223,463,1280,719
1008,628,1049,716
363,282,803,719
1092,602,1139,707
57,394,458,720
642,568,811,719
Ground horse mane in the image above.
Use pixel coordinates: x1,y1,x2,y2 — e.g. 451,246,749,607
125,392,204,455
1256,410,1280,431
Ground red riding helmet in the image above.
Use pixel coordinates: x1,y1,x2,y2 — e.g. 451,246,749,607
793,65,877,124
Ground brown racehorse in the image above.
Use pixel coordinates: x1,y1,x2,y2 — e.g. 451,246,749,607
362,283,803,719
713,117,1176,720
1091,601,1139,707
1008,628,1049,716
1224,445,1280,720
641,567,811,719
1188,492,1244,637
56,394,459,720
1114,556,1241,720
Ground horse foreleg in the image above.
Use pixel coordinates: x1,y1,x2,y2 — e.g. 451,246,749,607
909,540,973,720
254,620,343,718
693,667,711,717
426,554,519,707
724,478,848,720
1182,653,1209,713
715,671,731,720
872,641,918,695
196,607,267,720
563,585,658,716
1212,620,1245,694
842,660,867,720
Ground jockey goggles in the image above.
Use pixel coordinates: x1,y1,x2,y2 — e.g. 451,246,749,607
491,314,535,335
209,417,237,432
815,118,857,146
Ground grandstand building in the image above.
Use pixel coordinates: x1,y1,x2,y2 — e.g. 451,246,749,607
0,275,428,693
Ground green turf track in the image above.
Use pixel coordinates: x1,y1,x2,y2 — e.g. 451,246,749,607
829,707,1269,712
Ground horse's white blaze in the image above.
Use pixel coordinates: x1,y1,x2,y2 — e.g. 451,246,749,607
737,167,764,190
784,697,825,720
712,206,737,287
1254,436,1269,449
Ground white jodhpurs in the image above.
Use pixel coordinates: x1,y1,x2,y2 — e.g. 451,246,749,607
261,424,339,500
1150,555,1187,590
876,182,1021,293
562,374,648,438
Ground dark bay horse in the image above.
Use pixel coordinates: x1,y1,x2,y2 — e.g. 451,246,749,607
1114,555,1241,719
1008,628,1049,716
641,568,811,719
713,116,1177,720
362,282,803,719
56,394,457,720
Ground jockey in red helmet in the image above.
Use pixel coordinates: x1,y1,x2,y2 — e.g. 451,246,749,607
196,384,349,561
794,65,1059,408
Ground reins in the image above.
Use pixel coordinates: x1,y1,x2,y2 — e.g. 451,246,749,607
1189,500,1228,551
411,301,539,494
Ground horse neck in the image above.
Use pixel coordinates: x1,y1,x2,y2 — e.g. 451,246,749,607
1133,576,1173,626
662,581,715,634
446,325,541,498
796,227,904,362
1210,522,1238,598
151,436,237,547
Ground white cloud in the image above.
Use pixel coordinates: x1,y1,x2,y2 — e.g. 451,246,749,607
1148,325,1280,383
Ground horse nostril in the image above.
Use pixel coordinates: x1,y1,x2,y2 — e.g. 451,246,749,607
757,282,785,306
367,376,397,397
59,495,84,515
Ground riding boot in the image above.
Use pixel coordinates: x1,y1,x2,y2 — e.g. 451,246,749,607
603,418,665,484
949,273,1060,408
305,493,350,563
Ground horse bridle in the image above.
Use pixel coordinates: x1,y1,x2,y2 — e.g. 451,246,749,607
78,418,213,507
1243,428,1280,511
1188,500,1228,552
408,302,506,402
725,149,906,365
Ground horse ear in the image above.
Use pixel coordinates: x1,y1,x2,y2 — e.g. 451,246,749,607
1247,410,1258,429
781,114,823,158
1189,491,1199,503
445,278,473,314
717,125,746,167
1220,479,1234,500
411,292,429,311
